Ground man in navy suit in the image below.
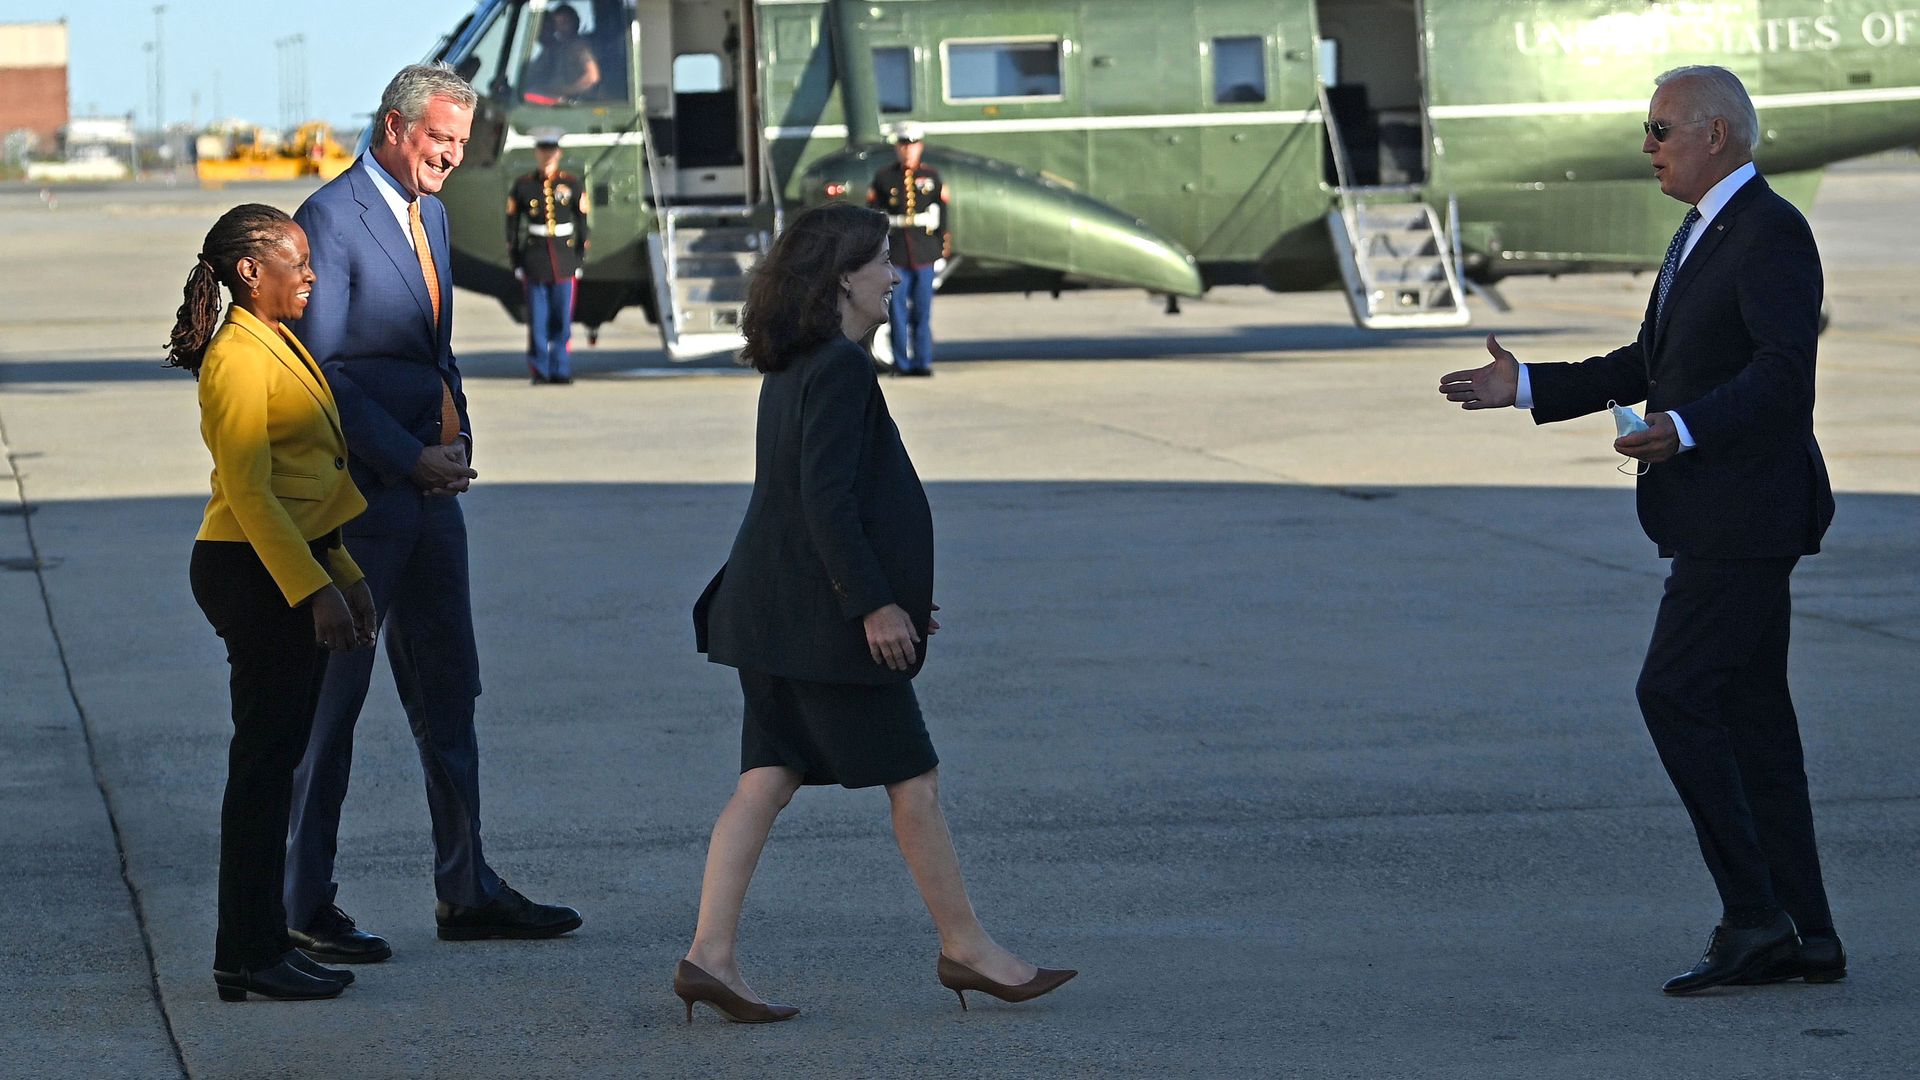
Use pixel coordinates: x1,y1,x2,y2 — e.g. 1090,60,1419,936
285,63,580,962
1439,65,1841,994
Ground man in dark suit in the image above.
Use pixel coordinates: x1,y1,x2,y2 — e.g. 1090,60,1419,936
286,63,580,962
1439,65,1841,994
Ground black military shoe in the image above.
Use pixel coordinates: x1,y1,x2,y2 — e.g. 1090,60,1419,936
1731,931,1847,985
213,959,344,1002
288,903,393,964
435,883,583,941
1662,912,1797,995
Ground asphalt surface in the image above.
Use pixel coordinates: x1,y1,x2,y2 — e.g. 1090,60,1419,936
1,160,1916,1079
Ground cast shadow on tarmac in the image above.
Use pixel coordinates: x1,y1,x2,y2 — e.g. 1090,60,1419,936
8,479,1916,1077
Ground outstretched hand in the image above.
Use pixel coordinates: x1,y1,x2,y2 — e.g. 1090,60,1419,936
1439,334,1520,410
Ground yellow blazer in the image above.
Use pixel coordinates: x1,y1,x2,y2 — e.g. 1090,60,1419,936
196,304,367,605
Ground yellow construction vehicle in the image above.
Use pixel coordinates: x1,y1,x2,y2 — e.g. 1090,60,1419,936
195,121,352,186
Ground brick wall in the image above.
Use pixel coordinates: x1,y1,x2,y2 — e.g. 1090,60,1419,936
0,65,69,152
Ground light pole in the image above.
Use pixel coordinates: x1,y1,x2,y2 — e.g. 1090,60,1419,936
153,6,166,133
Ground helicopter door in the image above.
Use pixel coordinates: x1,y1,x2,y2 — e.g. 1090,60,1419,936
635,0,748,202
1311,0,1428,187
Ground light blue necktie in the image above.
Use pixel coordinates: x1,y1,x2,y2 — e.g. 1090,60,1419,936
1655,206,1702,321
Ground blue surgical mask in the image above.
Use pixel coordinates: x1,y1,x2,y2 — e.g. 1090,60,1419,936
1610,401,1651,476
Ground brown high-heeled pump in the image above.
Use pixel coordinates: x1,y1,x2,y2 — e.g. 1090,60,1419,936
936,954,1078,1010
672,960,800,1024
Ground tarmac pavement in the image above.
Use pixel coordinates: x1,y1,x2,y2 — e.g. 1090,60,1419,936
1,161,1916,1078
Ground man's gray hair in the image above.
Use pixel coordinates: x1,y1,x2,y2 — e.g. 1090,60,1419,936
375,62,478,145
1656,65,1760,154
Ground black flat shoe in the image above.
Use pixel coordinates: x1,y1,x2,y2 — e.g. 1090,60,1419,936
288,903,393,964
1732,931,1847,985
213,960,344,1002
435,883,582,941
284,948,354,986
1662,912,1797,995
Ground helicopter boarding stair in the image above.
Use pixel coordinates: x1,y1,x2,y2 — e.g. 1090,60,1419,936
646,205,768,360
1317,84,1470,329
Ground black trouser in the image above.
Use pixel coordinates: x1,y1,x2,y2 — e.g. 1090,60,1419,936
191,539,331,972
1635,554,1833,933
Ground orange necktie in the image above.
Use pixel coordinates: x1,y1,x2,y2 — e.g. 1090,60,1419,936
409,200,460,446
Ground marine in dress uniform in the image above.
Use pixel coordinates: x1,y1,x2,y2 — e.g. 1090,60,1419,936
507,129,591,384
868,122,948,376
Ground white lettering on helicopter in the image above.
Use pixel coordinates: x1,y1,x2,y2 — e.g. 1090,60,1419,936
1511,10,1920,57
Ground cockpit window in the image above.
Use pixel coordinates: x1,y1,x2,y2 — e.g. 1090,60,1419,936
446,0,632,106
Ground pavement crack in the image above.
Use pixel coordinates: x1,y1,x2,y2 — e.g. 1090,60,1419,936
0,409,191,1079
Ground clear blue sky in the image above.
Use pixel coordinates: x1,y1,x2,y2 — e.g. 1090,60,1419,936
44,0,476,129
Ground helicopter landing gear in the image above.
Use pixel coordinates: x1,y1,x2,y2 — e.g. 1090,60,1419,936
587,325,600,346
1163,294,1181,315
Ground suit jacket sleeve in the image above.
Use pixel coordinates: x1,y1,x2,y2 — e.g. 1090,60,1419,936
799,345,894,620
294,199,428,487
1675,208,1822,451
1528,337,1650,425
198,342,335,606
327,544,365,589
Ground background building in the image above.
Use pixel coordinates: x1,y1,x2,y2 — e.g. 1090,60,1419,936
0,20,70,156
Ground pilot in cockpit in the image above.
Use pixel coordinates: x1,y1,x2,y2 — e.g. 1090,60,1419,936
522,3,600,105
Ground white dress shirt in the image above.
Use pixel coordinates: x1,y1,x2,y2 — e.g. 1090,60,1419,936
362,153,418,251
1515,160,1759,453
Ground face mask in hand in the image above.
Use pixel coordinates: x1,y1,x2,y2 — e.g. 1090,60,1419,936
1609,401,1651,476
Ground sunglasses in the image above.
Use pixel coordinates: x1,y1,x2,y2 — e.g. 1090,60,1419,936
1643,117,1712,142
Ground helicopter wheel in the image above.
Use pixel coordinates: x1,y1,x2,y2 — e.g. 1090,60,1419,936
587,325,600,346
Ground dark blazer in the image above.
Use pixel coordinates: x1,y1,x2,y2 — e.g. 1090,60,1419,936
1529,174,1834,559
291,157,469,534
697,336,935,685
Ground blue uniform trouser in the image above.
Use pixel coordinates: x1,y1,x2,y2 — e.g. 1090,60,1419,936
285,493,501,926
525,277,575,380
888,264,936,372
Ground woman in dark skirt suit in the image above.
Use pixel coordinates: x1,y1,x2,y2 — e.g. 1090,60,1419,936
679,203,1075,1023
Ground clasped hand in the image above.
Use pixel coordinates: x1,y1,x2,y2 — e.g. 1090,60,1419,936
412,442,477,496
309,579,377,652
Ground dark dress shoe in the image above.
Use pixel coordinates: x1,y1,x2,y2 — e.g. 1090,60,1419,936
1662,912,1798,995
435,883,583,941
1732,931,1847,985
284,948,354,986
213,960,344,1002
288,903,393,964
550,375,574,385
530,373,551,385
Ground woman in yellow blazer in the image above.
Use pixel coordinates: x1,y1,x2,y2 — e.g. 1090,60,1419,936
166,203,377,1002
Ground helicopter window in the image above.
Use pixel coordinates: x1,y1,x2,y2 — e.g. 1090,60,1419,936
453,0,523,101
518,1,608,105
942,39,1063,103
1211,37,1267,105
873,46,913,113
673,54,725,94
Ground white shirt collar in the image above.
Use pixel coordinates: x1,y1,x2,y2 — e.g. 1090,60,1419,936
361,153,417,248
1694,160,1757,229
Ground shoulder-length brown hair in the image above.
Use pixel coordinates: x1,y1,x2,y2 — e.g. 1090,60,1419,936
740,203,889,373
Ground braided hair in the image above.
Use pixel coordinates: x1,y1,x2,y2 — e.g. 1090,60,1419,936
164,203,295,375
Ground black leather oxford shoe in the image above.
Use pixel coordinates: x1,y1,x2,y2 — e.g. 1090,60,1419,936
1732,930,1847,985
435,883,583,941
288,903,393,964
1662,912,1798,995
213,960,344,1002
284,948,354,986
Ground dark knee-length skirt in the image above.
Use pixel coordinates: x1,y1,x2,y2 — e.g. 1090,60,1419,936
737,669,939,789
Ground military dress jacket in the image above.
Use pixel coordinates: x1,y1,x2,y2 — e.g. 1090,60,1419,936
868,161,947,269
507,168,591,282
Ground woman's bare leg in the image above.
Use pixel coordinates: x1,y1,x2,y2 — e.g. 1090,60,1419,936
685,765,803,1001
886,767,1038,985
